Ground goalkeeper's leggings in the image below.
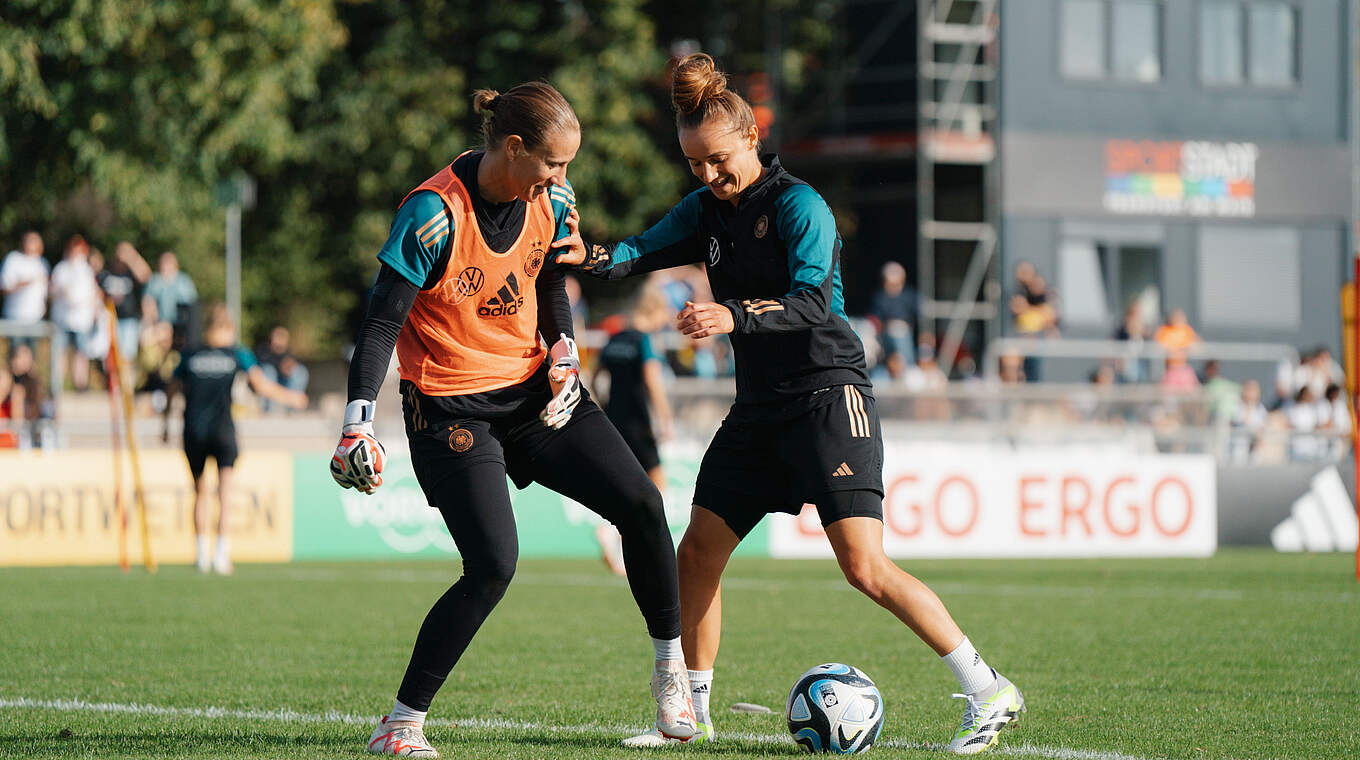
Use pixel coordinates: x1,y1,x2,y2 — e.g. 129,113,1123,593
395,405,680,712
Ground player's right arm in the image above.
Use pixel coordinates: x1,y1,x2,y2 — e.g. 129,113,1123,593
560,189,706,280
332,191,451,494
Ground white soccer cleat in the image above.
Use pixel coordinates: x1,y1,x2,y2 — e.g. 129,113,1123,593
651,660,697,740
195,553,211,574
620,721,712,748
367,716,438,758
946,672,1025,754
212,555,234,576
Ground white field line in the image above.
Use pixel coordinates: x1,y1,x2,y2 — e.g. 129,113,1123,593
273,566,1358,604
0,695,1177,760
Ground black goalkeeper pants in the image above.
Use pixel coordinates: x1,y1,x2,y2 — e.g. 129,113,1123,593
394,397,680,712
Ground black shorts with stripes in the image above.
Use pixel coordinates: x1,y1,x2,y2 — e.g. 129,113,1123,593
693,384,884,539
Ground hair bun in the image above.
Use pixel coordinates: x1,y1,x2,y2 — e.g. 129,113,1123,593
671,53,727,114
472,88,501,114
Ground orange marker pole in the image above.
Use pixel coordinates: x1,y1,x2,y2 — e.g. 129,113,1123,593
106,302,129,573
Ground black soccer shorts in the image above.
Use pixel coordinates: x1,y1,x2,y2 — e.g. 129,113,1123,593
693,384,884,539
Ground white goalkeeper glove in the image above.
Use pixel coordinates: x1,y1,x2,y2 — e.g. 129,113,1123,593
540,334,582,429
330,399,386,494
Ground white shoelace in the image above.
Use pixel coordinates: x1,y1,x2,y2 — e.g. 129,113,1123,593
951,693,981,732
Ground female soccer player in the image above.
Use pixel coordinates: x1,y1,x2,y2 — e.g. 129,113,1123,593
562,54,1024,755
171,304,307,574
329,82,695,758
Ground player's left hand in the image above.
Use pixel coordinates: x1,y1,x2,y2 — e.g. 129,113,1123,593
550,208,585,265
677,301,735,340
541,334,582,429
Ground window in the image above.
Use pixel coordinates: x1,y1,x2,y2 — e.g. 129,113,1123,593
1197,226,1300,329
1061,0,1107,79
1059,222,1165,326
1200,2,1244,84
1060,0,1162,82
1199,1,1297,87
1248,4,1295,85
1112,2,1162,82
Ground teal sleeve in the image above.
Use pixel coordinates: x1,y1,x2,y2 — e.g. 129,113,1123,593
549,179,577,243
776,184,837,291
639,333,660,363
723,184,842,334
582,189,705,280
377,191,453,288
236,347,257,371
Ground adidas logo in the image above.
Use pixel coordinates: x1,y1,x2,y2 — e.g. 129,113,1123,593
692,684,709,693
478,272,525,317
1270,465,1358,552
832,462,854,477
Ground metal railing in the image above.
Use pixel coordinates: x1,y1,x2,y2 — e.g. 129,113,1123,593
981,337,1300,383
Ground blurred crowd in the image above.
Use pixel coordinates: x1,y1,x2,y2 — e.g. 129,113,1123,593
0,231,308,448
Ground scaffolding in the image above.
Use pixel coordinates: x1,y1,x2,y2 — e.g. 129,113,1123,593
916,0,999,374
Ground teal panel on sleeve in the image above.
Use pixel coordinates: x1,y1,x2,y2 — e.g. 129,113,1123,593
235,347,257,371
377,191,452,287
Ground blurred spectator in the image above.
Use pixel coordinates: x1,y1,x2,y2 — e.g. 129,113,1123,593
49,235,100,391
1201,360,1240,421
904,333,949,419
1273,347,1309,409
1010,261,1058,382
1154,308,1199,368
136,320,179,413
1159,357,1199,394
97,241,151,362
1073,362,1118,422
255,325,310,413
997,351,1025,384
1318,383,1351,457
4,343,52,448
1229,379,1269,461
1285,386,1323,461
1,231,50,352
1300,346,1343,400
870,261,918,374
143,251,198,345
1113,303,1151,383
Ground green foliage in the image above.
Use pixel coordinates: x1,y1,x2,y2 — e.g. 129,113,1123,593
0,0,684,354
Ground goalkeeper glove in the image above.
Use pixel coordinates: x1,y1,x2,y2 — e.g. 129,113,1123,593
540,334,582,429
331,399,386,493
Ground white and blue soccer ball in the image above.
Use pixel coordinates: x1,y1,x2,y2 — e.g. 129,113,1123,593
785,663,885,754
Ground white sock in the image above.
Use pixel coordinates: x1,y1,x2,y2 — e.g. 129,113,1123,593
196,536,209,563
688,669,713,722
389,699,427,726
214,536,231,561
652,637,683,662
941,637,996,695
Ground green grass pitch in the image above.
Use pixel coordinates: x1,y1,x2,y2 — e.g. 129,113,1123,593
1,550,1357,759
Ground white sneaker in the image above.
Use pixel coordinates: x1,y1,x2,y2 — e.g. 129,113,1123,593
367,716,438,758
651,660,696,740
195,553,211,574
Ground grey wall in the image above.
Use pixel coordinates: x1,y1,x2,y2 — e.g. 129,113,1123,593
1001,0,1351,143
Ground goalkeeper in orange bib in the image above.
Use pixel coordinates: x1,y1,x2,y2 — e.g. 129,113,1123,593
330,82,694,757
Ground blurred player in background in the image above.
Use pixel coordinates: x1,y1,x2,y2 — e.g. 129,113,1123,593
592,285,675,574
329,81,695,758
562,53,1025,754
169,304,306,575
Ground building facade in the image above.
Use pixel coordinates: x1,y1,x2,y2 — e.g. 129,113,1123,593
999,0,1354,383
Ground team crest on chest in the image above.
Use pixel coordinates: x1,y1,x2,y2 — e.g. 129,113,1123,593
449,266,484,304
448,426,474,452
754,214,769,239
708,237,721,267
524,244,545,277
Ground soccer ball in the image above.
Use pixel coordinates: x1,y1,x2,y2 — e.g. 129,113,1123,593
785,663,885,754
